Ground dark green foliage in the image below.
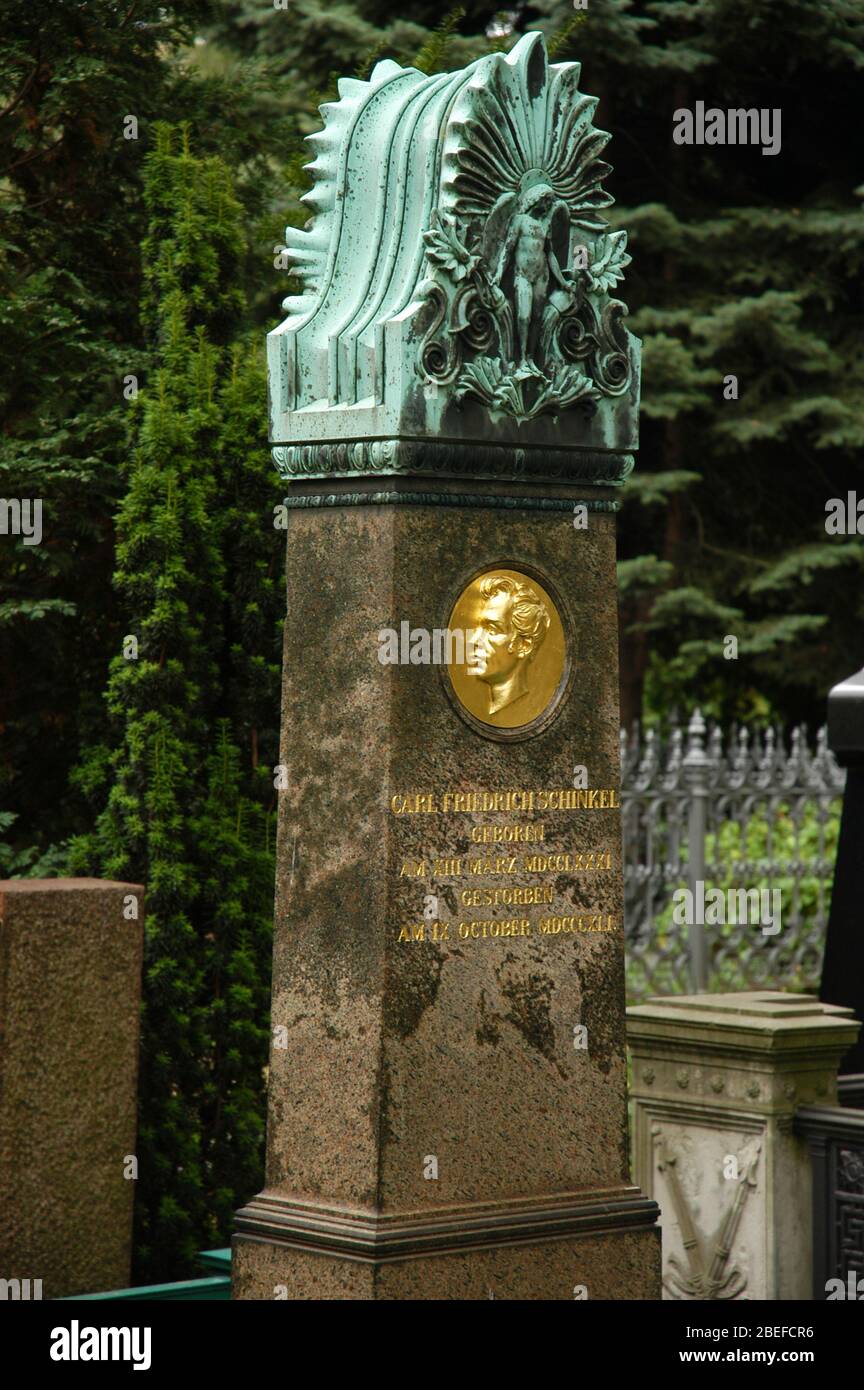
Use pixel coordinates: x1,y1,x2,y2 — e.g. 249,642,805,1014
0,810,69,877
2,0,861,1280
70,127,281,1280
0,0,289,859
532,0,864,723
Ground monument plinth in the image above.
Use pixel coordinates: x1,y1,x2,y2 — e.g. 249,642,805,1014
233,32,660,1300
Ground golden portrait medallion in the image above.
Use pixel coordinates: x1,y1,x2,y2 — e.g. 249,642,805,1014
446,567,567,733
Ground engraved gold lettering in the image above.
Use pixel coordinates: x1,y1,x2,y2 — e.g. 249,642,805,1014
538,914,615,934
432,857,461,875
394,787,618,816
390,793,439,814
469,823,546,843
459,885,553,907
458,919,532,938
399,859,427,877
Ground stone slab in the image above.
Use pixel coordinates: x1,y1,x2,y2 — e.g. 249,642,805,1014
233,1224,660,1301
0,878,144,1298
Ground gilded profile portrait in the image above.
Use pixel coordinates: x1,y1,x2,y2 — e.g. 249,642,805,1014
446,567,567,731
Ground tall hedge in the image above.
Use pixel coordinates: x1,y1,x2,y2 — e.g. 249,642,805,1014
71,126,283,1281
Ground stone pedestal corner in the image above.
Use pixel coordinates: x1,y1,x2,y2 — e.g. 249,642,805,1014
627,991,860,1301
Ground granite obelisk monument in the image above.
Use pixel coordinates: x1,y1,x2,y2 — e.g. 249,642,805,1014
233,32,661,1299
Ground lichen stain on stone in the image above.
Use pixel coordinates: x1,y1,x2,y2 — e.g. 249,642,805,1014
440,884,459,916
383,942,444,1039
475,989,501,1047
288,861,382,1010
498,969,560,1069
571,950,624,1077
558,874,592,910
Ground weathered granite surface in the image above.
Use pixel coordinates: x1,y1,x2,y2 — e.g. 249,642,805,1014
233,493,659,1297
233,1226,660,1301
273,501,624,1204
0,878,144,1298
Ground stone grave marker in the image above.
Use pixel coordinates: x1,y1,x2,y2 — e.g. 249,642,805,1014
233,32,660,1301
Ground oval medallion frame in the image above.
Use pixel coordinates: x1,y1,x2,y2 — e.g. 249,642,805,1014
439,560,576,744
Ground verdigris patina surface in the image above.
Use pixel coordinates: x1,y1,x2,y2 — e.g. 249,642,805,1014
270,31,639,485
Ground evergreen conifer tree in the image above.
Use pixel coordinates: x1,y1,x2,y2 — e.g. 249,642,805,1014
0,0,291,857
72,126,281,1279
534,0,864,722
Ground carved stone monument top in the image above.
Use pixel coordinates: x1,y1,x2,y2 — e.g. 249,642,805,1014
270,32,640,486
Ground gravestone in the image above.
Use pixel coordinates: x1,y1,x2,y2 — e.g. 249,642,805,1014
0,879,144,1298
233,32,660,1300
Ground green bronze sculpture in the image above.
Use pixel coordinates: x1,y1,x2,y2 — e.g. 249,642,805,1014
270,31,639,482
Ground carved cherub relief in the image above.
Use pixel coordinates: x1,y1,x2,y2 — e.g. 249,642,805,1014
486,181,575,370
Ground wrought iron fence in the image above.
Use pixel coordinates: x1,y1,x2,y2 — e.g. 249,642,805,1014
795,1099,864,1298
622,711,846,1002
